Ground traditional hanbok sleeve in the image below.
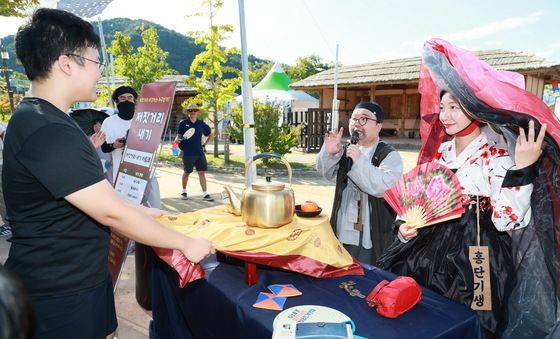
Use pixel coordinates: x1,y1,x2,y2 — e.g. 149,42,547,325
487,146,534,232
348,150,403,198
316,144,344,181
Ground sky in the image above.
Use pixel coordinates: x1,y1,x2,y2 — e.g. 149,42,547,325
1,0,560,67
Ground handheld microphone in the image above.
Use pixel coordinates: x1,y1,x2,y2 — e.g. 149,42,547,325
346,131,360,171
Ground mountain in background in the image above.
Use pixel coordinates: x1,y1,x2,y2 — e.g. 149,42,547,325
1,17,267,77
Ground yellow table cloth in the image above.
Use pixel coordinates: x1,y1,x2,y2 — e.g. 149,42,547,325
154,205,364,287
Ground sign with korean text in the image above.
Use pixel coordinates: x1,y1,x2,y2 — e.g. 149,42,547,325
108,81,176,287
469,245,492,311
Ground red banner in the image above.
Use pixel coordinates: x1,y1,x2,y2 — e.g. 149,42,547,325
108,81,176,288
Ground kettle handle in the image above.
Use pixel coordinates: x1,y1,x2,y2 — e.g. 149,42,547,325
244,153,292,186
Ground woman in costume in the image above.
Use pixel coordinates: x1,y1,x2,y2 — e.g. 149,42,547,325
378,38,560,338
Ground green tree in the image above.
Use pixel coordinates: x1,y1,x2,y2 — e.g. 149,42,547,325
229,101,302,157
93,84,116,108
185,0,241,158
0,0,38,17
0,93,23,119
108,25,176,92
286,54,331,82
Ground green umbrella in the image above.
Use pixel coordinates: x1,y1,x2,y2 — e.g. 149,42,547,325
70,108,109,135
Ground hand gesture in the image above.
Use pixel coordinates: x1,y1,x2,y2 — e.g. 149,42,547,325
399,223,418,241
90,131,106,148
182,237,215,264
515,120,546,169
324,127,344,155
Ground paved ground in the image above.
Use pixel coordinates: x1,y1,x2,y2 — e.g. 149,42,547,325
0,138,420,338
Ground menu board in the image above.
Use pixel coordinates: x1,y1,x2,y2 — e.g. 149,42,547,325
108,81,176,288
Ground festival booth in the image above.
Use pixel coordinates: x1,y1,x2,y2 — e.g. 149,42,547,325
235,62,319,110
149,193,482,338
148,153,482,338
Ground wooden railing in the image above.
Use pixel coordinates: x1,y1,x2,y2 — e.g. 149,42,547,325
286,108,332,153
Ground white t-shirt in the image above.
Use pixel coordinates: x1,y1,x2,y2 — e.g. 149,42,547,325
100,115,131,180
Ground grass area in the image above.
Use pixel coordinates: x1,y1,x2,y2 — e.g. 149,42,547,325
157,150,314,170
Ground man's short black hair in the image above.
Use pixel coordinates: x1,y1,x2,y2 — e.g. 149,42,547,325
15,8,100,81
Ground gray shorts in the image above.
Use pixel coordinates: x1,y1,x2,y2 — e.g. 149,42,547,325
182,155,208,173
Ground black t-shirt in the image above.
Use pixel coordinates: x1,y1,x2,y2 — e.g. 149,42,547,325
3,98,109,298
176,119,211,156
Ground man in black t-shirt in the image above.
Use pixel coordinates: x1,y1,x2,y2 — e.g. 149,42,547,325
3,9,214,339
175,103,214,201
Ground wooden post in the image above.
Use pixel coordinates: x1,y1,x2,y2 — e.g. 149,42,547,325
369,85,376,101
401,91,407,137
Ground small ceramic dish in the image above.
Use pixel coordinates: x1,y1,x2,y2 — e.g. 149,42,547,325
295,204,322,218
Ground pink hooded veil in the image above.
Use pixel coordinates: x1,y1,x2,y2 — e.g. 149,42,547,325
418,38,560,338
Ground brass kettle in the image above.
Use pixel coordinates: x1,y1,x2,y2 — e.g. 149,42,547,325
223,153,295,228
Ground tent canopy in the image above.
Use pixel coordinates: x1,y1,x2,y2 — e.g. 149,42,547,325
236,62,318,108
254,63,291,91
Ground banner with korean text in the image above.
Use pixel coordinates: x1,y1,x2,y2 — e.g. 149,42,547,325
108,81,176,288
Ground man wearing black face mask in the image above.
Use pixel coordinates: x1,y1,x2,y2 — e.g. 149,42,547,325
101,86,162,208
101,86,138,183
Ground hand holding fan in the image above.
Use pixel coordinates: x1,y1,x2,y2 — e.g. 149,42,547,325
183,128,195,139
384,163,464,229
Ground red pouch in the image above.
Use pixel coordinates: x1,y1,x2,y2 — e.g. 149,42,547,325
366,276,422,318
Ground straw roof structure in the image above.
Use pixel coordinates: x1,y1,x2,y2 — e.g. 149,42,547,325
291,50,560,90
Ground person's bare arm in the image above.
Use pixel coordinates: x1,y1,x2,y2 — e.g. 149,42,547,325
125,201,165,218
204,131,214,145
65,180,214,263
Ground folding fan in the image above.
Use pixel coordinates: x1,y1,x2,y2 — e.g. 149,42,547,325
384,162,464,229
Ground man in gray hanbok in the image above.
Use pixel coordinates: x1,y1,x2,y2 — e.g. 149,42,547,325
317,102,403,265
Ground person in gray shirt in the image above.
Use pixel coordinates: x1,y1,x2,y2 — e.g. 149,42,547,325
317,101,403,265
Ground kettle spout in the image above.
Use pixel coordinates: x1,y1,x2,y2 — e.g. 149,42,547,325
222,185,242,216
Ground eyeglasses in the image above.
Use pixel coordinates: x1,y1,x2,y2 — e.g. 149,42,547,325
65,53,105,72
186,109,199,113
349,117,377,126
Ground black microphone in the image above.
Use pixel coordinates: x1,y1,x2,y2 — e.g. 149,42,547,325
346,131,360,172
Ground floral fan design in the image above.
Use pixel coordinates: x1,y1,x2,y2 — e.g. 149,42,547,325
384,162,464,229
